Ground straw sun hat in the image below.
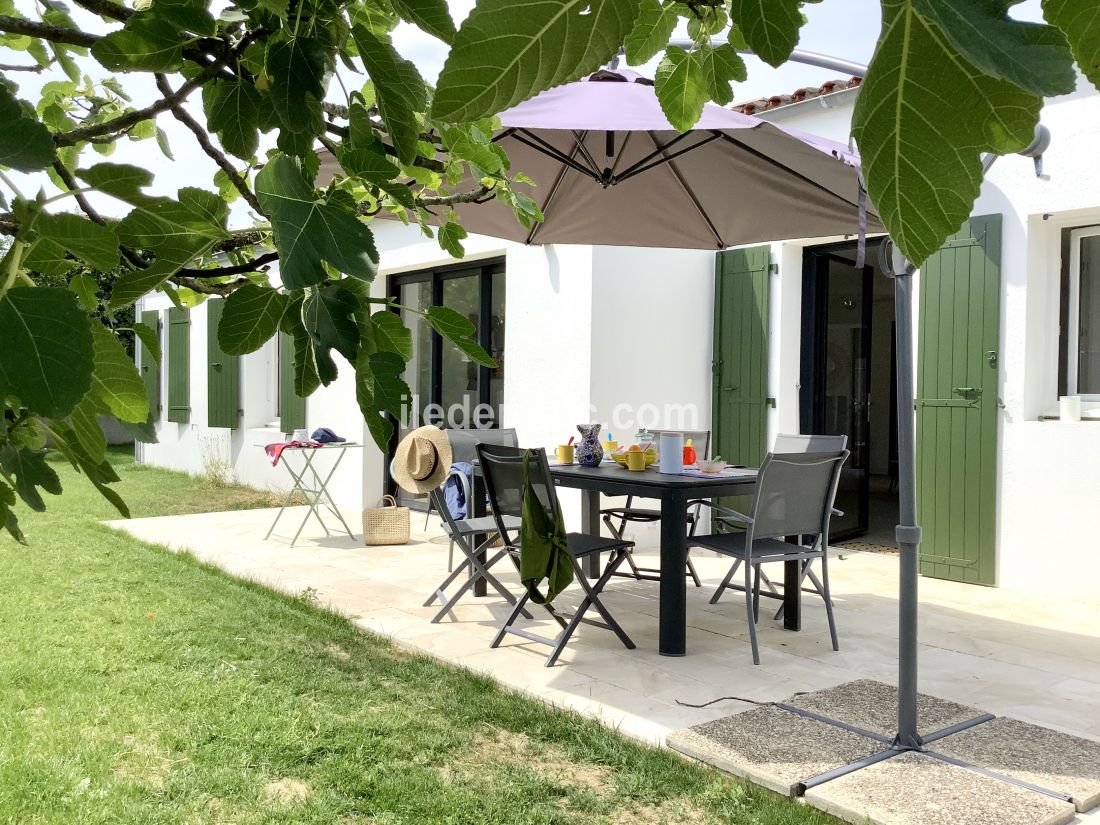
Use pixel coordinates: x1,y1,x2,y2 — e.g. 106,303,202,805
391,426,453,494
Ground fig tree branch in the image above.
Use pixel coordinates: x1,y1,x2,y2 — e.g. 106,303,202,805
0,14,98,46
153,73,264,214
55,70,213,146
72,0,133,21
177,251,279,278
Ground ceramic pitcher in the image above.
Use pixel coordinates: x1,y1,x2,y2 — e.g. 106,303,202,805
575,423,604,467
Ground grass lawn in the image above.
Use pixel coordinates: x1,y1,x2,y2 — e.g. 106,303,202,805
0,448,837,825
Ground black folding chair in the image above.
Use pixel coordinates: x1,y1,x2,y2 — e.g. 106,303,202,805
426,428,520,571
477,443,636,667
600,429,711,587
422,467,531,624
688,446,849,664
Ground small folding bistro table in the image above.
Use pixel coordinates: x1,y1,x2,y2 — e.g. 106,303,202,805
263,443,362,546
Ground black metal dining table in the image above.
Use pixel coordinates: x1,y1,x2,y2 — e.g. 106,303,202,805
546,461,803,657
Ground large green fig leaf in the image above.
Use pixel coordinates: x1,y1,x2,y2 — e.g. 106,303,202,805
34,212,120,271
852,1,1041,265
255,154,378,289
1043,0,1100,90
0,85,54,171
203,78,264,159
655,47,707,132
88,323,149,424
0,287,94,418
914,0,1075,97
729,0,804,68
390,0,456,43
0,443,62,512
432,0,639,122
624,0,678,65
218,284,287,356
353,27,428,165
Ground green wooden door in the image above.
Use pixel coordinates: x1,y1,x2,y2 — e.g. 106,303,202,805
279,331,306,434
166,307,190,424
713,245,771,514
206,299,240,429
916,214,1001,585
140,309,161,418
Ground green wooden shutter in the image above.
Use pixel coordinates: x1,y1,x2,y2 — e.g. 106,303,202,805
166,307,190,424
140,309,161,417
279,331,306,434
916,214,1001,585
206,299,240,429
713,246,771,517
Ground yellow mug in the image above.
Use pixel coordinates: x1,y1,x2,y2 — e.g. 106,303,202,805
605,439,619,452
556,444,575,464
625,450,647,471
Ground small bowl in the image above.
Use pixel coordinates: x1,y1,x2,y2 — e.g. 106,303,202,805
697,459,728,474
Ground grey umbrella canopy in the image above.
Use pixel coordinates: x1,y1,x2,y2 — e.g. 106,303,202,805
321,69,881,249
451,69,880,248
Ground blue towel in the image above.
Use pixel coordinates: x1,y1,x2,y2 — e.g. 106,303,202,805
443,462,474,519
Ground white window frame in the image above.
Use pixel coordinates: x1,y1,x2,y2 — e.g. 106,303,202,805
1067,226,1100,398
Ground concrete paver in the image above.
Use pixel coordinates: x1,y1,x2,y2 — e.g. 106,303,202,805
805,752,1076,825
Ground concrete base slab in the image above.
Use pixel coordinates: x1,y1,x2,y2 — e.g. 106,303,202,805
666,704,881,796
936,717,1100,812
786,678,983,738
805,752,1077,825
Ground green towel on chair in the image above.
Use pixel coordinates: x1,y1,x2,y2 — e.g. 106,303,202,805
518,451,573,605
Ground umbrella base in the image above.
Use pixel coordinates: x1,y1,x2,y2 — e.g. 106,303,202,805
668,679,1098,824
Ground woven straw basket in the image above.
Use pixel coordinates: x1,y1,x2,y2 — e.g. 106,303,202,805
362,495,409,545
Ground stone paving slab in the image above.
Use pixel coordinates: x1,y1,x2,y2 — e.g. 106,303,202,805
666,705,882,796
785,678,984,738
936,717,1100,812
805,752,1077,825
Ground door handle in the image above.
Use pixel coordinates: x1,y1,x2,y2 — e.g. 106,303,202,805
986,350,998,369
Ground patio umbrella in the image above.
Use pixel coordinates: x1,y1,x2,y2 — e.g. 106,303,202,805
322,69,928,754
422,69,881,248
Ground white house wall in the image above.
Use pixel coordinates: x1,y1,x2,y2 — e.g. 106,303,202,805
769,76,1100,596
136,289,371,512
134,77,1100,596
588,245,714,439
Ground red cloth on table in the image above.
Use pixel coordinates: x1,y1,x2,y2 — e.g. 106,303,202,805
265,440,321,467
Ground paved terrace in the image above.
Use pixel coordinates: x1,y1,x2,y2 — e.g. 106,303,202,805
109,506,1100,823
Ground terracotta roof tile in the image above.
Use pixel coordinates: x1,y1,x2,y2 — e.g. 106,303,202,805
733,76,862,115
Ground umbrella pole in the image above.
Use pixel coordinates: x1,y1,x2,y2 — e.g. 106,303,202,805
890,258,923,751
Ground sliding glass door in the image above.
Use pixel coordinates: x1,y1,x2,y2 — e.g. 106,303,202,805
389,259,506,505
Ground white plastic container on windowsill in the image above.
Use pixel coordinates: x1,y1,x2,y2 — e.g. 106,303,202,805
1060,395,1082,422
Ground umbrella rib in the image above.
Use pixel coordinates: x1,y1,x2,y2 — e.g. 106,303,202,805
524,139,582,245
610,131,704,183
570,130,604,179
615,133,722,183
512,129,601,180
711,130,862,209
607,131,634,177
644,130,725,250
